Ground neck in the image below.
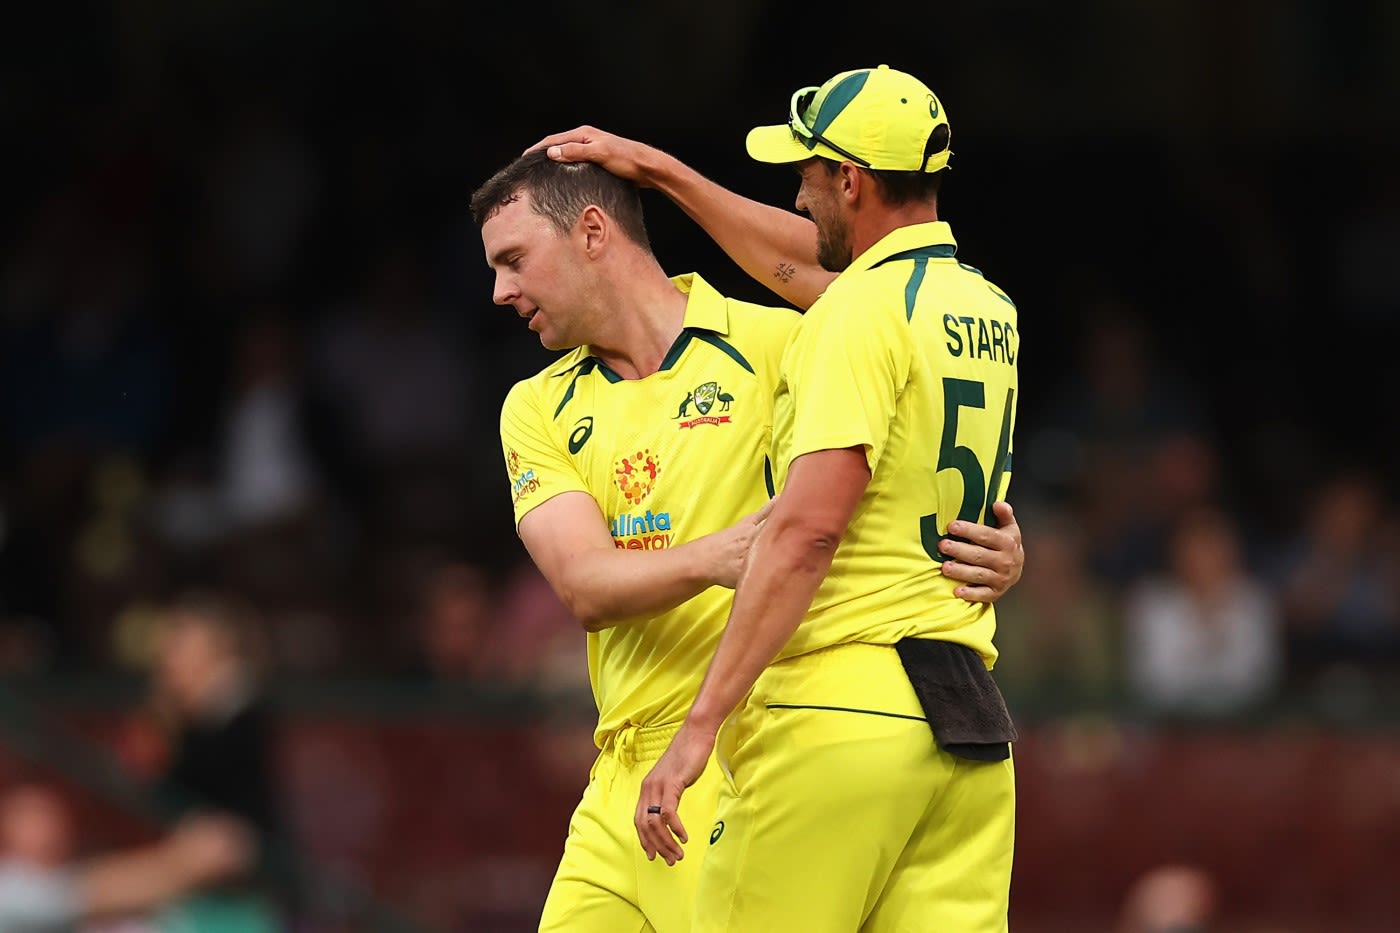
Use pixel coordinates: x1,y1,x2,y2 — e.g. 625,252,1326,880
850,201,939,260
587,256,688,380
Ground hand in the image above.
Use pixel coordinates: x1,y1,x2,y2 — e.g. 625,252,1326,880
939,500,1024,602
635,721,716,866
165,813,255,885
525,126,659,187
707,498,775,589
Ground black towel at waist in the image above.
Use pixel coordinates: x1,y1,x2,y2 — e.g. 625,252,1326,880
894,637,1018,762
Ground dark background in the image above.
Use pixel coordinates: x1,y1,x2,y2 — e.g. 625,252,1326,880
1,2,1399,931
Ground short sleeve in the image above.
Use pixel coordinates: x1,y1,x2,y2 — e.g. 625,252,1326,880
500,380,590,528
783,297,910,474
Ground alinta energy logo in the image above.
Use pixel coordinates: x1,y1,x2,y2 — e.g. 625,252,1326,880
614,449,661,505
508,448,539,505
612,450,671,549
675,381,734,430
610,508,673,550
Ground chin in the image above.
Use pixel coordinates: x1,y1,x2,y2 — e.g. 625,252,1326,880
816,234,853,273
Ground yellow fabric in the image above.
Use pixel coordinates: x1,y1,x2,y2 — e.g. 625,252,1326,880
769,221,1018,667
500,273,798,748
540,724,728,933
746,64,952,172
697,643,1015,933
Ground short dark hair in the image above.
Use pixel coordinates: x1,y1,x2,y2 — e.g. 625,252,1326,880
819,155,944,207
470,148,652,249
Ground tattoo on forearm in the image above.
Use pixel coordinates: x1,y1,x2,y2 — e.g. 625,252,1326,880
773,262,798,284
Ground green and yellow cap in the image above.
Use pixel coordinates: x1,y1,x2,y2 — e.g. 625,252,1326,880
746,64,952,172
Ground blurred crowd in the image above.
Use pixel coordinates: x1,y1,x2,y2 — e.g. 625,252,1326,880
2,168,1397,723
2,4,1399,931
0,0,1397,724
997,308,1400,724
0,156,584,697
0,135,571,682
1,593,289,931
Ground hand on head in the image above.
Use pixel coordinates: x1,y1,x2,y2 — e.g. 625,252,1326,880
525,126,660,187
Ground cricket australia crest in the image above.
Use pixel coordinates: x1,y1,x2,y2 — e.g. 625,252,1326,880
675,381,734,429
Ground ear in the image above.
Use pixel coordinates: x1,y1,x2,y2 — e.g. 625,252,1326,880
837,162,863,205
578,205,609,257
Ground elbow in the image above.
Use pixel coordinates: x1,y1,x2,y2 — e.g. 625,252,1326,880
576,609,612,633
558,585,612,632
560,590,601,631
774,519,844,574
801,532,843,571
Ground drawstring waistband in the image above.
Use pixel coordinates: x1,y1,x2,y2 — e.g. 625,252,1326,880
600,722,680,766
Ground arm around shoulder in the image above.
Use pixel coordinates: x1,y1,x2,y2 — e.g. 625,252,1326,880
534,126,835,311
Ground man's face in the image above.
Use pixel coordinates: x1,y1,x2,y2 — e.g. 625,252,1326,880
482,192,588,351
0,785,74,867
795,160,854,273
155,616,230,715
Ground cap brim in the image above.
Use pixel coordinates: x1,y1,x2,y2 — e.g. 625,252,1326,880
746,124,833,165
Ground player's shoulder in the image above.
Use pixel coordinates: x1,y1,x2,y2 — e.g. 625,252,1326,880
831,248,1016,324
810,270,905,329
682,271,800,341
677,272,799,375
722,294,801,340
503,348,592,410
948,259,1017,314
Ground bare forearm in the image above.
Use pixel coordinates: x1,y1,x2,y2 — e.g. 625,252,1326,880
559,537,722,630
638,149,832,310
521,491,766,632
77,814,252,921
77,847,199,920
687,527,833,730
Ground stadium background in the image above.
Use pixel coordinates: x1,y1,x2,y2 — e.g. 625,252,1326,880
1,2,1398,931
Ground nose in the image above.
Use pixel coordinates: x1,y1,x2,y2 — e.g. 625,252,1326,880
794,185,809,214
492,272,518,307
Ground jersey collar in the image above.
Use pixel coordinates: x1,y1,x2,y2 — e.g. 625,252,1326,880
846,221,957,276
671,272,731,335
571,272,731,381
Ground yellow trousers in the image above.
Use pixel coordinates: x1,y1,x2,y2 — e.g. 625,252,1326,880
696,642,1015,933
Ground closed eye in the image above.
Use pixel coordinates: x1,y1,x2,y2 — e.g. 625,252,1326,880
486,247,523,272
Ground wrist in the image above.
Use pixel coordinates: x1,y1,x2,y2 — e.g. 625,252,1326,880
679,533,724,588
644,147,689,194
685,701,726,737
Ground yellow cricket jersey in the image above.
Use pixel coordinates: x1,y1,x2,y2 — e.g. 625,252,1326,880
769,221,1018,667
501,273,798,747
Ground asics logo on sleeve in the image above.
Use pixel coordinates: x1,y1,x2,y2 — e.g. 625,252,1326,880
568,416,594,454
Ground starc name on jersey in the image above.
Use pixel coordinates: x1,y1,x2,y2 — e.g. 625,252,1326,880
611,510,674,550
943,313,1017,366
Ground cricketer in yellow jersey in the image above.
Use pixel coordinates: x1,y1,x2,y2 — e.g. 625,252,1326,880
471,140,1024,933
536,62,1019,932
